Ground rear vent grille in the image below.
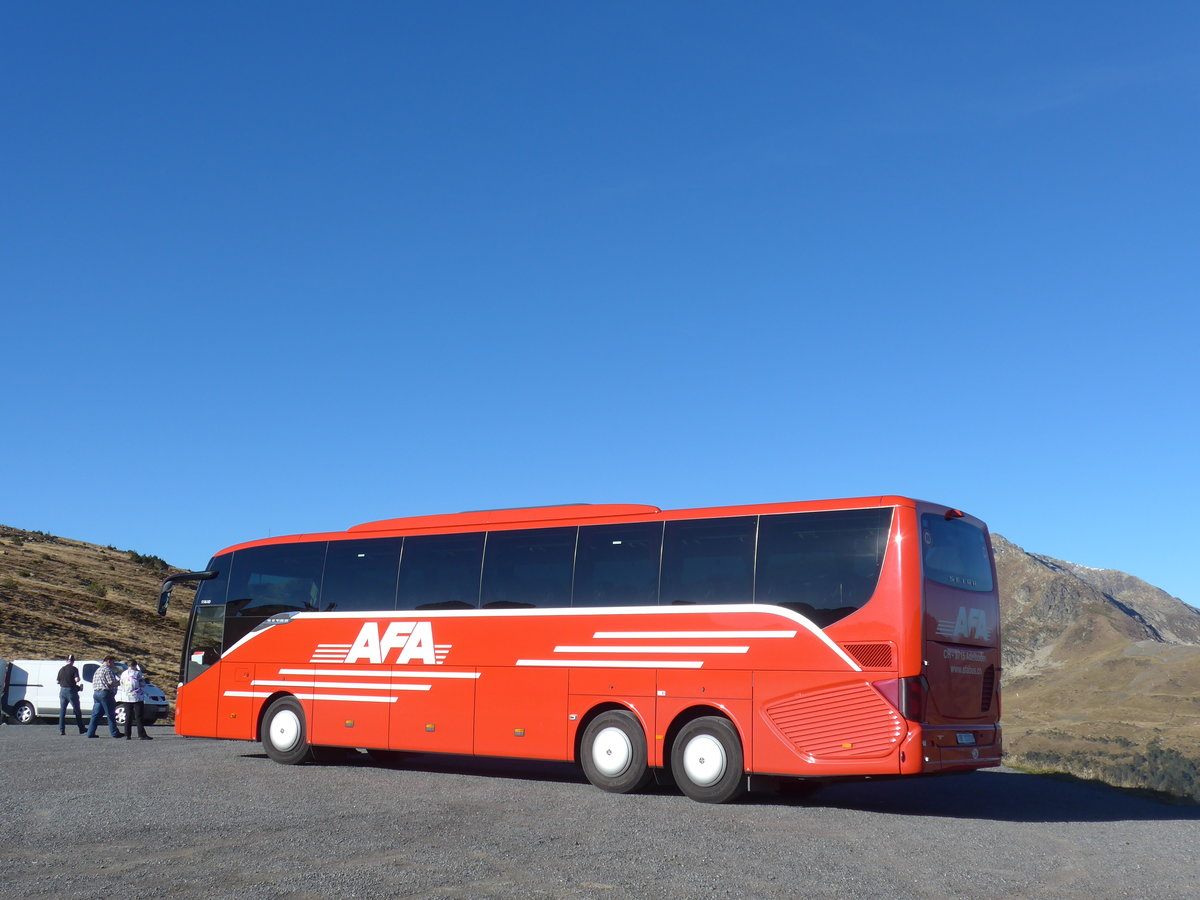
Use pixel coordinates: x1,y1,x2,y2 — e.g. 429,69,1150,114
980,665,996,713
764,684,904,761
843,642,895,670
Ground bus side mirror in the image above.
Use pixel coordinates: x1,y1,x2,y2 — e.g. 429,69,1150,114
157,583,173,617
158,570,218,617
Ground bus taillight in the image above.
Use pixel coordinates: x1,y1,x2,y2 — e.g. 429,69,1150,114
873,675,930,722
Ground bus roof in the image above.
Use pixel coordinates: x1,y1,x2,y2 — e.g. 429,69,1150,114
212,496,924,557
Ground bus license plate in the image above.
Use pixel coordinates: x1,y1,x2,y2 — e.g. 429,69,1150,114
956,732,976,746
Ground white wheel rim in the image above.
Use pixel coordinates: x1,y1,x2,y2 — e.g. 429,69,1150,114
682,733,727,787
270,709,302,752
591,725,633,777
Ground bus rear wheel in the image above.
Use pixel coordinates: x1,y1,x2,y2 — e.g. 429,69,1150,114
262,697,312,765
670,716,746,804
580,710,653,794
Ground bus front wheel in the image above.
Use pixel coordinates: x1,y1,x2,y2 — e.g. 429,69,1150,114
262,697,312,765
580,710,653,794
670,716,746,804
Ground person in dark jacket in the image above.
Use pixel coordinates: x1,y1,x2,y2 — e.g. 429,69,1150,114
57,654,85,735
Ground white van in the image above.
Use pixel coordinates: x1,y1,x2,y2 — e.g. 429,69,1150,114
2,659,169,727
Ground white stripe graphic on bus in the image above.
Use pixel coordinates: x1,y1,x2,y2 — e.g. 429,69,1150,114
265,606,862,671
593,631,796,639
553,645,749,654
220,664,481,704
279,668,480,679
251,679,432,691
223,691,400,703
516,659,702,669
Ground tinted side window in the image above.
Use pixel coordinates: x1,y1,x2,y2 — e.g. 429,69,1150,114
756,508,892,627
321,537,402,612
573,522,663,607
227,543,327,617
660,517,756,605
397,532,484,610
481,527,577,609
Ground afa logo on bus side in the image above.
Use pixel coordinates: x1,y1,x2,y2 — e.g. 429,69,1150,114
344,621,441,665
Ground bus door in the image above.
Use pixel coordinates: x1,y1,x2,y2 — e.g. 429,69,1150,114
176,573,229,737
173,557,260,740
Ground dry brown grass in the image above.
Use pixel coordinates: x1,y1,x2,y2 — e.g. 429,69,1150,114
0,526,193,707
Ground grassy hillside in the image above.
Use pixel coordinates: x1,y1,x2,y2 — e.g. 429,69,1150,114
0,526,193,708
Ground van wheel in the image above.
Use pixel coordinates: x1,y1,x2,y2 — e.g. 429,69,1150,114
262,697,312,765
114,706,127,727
15,702,35,724
580,710,653,793
670,716,746,804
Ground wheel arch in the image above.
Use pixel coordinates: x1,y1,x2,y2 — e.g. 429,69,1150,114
254,690,298,742
663,704,746,769
572,701,650,766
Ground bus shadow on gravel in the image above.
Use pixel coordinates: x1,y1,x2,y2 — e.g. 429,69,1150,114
764,769,1200,823
241,747,593,785
238,750,1199,822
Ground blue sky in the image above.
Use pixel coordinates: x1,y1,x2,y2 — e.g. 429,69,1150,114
3,4,1198,608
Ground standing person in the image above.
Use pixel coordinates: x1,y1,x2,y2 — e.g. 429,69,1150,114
86,656,122,739
57,654,85,735
115,658,152,740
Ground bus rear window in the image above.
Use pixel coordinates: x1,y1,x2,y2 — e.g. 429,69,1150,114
921,514,993,592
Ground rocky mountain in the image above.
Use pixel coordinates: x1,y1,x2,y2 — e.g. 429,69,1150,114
2,524,1198,800
995,535,1200,671
994,535,1200,801
1055,558,1200,645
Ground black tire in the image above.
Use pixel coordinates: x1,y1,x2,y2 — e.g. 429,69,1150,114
580,710,653,794
261,697,312,765
15,702,35,725
114,705,127,727
670,716,746,804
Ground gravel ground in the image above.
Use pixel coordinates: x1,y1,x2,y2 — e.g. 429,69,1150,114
2,724,1197,899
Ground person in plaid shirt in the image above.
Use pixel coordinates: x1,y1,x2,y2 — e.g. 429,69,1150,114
85,656,122,739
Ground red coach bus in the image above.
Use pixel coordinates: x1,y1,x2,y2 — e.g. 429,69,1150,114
158,496,1000,803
